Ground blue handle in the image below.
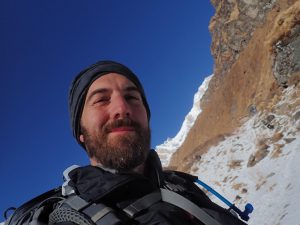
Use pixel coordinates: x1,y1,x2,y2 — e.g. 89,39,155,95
196,179,254,221
230,203,254,221
196,179,232,207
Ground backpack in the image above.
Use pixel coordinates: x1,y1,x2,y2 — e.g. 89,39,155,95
4,187,62,225
4,168,248,225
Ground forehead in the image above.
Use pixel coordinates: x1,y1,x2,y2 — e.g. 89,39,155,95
88,73,137,93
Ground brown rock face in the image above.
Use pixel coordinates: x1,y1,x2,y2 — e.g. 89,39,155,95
210,0,278,76
169,0,300,171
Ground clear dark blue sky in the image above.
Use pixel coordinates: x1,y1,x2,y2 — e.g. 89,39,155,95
0,0,214,220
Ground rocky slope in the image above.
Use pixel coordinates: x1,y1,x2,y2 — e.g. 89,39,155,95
169,0,300,171
157,1,300,224
189,85,300,224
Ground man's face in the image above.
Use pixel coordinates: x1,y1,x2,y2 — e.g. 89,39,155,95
79,73,150,171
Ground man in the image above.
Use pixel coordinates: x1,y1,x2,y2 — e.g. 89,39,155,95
5,60,247,225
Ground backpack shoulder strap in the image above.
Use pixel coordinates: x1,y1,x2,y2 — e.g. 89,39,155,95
5,187,62,225
122,188,221,225
160,188,221,225
123,191,161,218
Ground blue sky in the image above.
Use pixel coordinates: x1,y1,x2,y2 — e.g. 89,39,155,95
0,0,214,219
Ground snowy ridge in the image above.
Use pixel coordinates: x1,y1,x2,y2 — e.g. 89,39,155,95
156,75,213,167
158,84,300,224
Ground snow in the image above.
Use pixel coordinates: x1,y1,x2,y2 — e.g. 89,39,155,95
156,74,213,167
192,115,299,225
157,78,300,224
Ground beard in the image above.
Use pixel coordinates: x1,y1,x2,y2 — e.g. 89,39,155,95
81,118,151,172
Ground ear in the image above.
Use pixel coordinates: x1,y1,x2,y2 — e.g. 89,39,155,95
79,134,85,143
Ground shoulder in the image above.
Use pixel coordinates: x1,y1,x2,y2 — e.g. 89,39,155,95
162,170,247,225
5,187,62,225
162,170,213,206
163,170,197,182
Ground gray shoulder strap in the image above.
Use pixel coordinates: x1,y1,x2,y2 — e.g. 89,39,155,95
123,188,221,225
123,191,161,217
50,195,115,225
160,188,221,225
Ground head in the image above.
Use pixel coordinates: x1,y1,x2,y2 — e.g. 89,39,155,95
69,61,151,171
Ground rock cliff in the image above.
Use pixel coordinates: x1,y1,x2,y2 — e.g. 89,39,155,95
169,0,300,171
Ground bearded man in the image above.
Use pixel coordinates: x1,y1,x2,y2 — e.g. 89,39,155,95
4,60,247,225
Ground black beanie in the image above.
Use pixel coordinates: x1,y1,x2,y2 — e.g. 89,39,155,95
68,60,151,146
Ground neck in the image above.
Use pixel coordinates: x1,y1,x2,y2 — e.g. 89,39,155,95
90,158,145,175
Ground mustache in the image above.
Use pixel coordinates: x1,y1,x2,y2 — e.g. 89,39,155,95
104,118,140,132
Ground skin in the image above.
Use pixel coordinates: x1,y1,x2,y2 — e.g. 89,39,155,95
79,73,149,168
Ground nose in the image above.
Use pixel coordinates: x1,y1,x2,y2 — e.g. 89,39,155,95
110,96,131,119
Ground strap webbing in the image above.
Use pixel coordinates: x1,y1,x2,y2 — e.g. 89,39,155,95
123,191,161,217
63,195,114,223
123,188,221,225
63,195,89,211
83,204,113,223
160,189,221,225
61,188,221,225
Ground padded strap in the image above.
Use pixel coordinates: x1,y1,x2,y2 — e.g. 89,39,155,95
63,195,89,211
57,188,221,225
123,188,221,225
123,191,161,217
82,204,113,223
52,195,115,225
160,189,221,225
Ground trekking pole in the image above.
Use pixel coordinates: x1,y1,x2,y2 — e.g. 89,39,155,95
195,179,254,221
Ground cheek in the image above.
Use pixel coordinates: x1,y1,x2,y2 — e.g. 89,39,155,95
92,114,109,130
82,109,108,131
134,106,149,128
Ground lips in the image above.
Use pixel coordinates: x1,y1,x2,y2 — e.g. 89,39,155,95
105,118,138,134
109,126,135,133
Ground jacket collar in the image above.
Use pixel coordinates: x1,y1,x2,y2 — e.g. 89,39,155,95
66,150,164,202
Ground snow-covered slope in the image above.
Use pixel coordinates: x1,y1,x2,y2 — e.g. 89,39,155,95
156,75,213,167
157,77,300,224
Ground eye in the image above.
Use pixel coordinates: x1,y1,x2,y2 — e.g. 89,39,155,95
93,96,110,105
125,94,140,102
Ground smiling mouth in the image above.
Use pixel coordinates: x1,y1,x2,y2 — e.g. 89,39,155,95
109,126,135,133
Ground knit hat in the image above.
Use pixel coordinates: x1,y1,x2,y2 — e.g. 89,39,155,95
68,60,150,146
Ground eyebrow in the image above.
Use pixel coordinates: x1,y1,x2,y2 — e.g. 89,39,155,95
125,86,140,94
86,88,109,104
85,85,140,103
